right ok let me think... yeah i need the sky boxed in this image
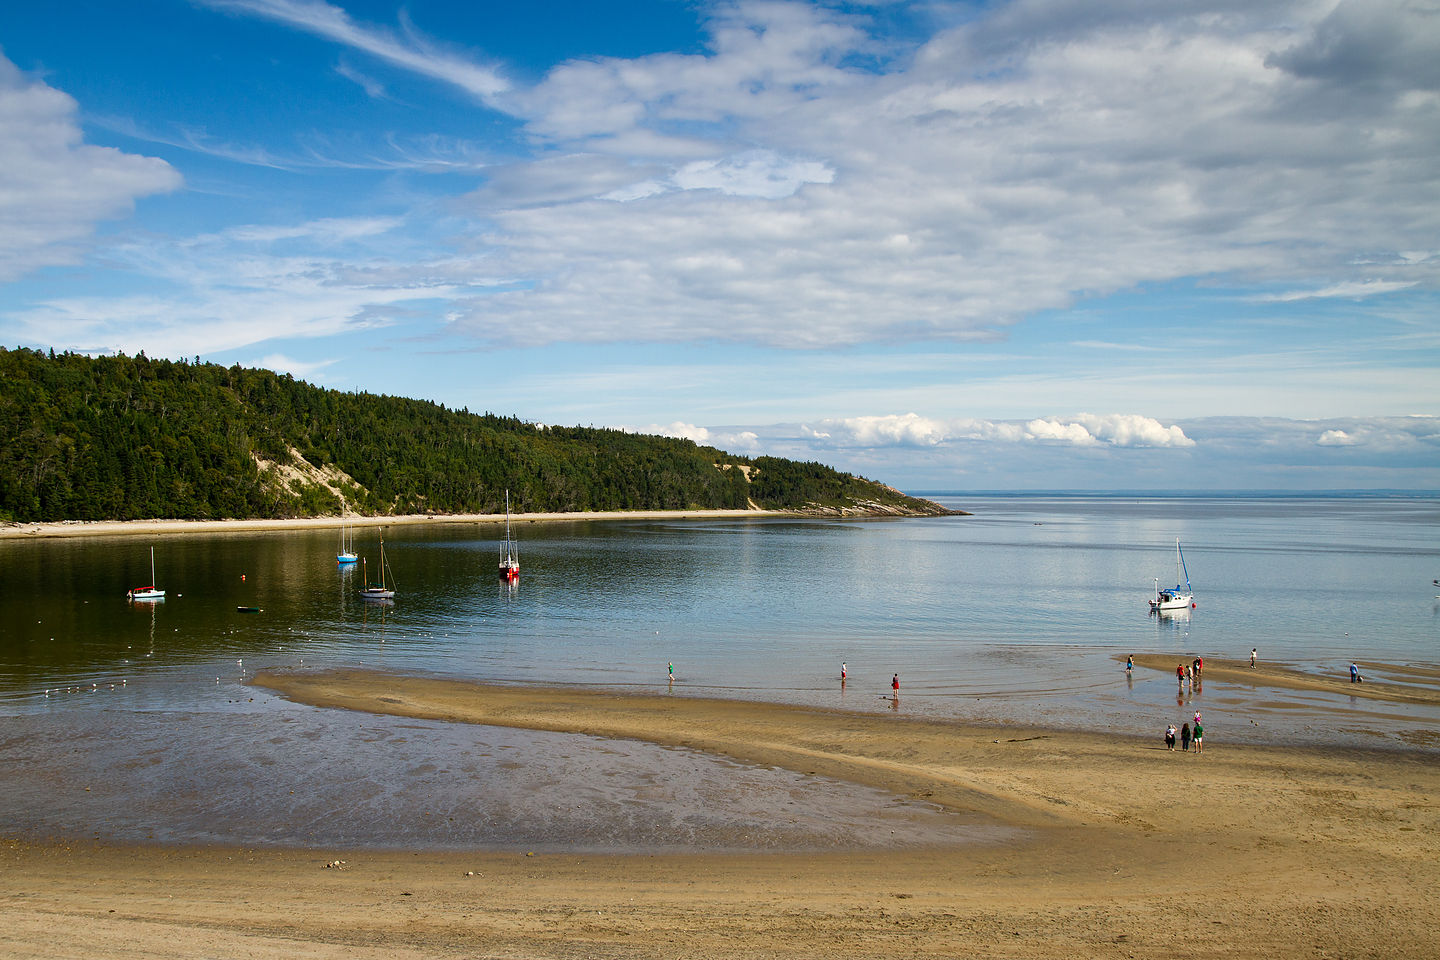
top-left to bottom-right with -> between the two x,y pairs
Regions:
1,0 -> 1437,491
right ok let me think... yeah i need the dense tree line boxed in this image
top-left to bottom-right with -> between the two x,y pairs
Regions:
0,347 -> 949,522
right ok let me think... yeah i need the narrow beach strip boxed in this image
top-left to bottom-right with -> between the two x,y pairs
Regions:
0,508 -> 794,540
1126,653 -> 1440,706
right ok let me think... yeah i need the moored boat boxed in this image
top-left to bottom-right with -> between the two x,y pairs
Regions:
1150,538 -> 1195,612
359,538 -> 396,600
337,497 -> 358,564
127,546 -> 166,601
498,490 -> 519,581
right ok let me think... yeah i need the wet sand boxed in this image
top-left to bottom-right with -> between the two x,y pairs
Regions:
4,669 -> 1436,959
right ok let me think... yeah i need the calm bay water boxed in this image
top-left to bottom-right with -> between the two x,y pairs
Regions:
2,494 -> 1437,849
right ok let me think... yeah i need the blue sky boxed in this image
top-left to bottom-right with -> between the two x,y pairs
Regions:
1,0 -> 1437,491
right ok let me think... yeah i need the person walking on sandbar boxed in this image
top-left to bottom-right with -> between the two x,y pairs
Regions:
892,674 -> 899,694
1251,647 -> 1257,668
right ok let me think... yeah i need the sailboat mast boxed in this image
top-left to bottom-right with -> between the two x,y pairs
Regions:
1178,539 -> 1192,593
150,545 -> 156,585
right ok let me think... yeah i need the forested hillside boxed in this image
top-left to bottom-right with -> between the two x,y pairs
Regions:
0,348 -> 953,523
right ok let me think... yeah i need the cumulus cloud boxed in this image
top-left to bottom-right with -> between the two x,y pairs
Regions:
803,413 -> 949,447
0,53 -> 180,282
632,421 -> 762,454
694,415 -> 1439,489
792,413 -> 1194,449
1072,413 -> 1197,447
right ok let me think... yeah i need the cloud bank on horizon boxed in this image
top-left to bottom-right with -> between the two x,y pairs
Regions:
0,0 -> 1436,489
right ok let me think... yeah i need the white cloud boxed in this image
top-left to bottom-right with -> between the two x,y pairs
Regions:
257,353 -> 337,378
198,0 -> 508,101
1260,279 -> 1420,302
1317,429 -> 1354,445
432,0 -> 1440,349
671,151 -> 834,199
691,415 -> 1439,490
14,0 -> 1440,370
803,413 -> 949,447
334,60 -> 389,100
0,53 -> 180,282
1072,413 -> 1197,448
4,216 -> 488,356
788,413 -> 1194,449
631,421 -> 762,454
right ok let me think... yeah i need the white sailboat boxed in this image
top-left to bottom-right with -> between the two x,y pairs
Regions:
1150,538 -> 1195,612
358,538 -> 396,600
337,497 -> 358,564
498,490 -> 519,581
127,546 -> 166,601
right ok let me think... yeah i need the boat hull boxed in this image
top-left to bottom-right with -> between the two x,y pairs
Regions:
358,588 -> 394,600
128,588 -> 165,601
1150,592 -> 1194,611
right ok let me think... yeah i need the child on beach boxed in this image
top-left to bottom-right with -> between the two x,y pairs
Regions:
1126,655 -> 1134,674
892,674 -> 899,694
1350,662 -> 1362,683
1251,647 -> 1257,668
1181,722 -> 1191,751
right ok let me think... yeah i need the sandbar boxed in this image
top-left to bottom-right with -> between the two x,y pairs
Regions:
4,668 -> 1434,958
1127,653 -> 1440,706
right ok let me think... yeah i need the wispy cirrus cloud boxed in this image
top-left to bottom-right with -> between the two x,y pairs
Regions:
96,113 -> 496,173
5,215 -> 493,357
196,0 -> 508,101
334,59 -> 390,100
1259,280 -> 1420,302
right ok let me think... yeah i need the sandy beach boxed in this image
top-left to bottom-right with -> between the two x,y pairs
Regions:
0,508 -> 800,540
4,669 -> 1437,959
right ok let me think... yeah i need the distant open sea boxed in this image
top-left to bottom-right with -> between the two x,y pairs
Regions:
2,493 -> 1436,849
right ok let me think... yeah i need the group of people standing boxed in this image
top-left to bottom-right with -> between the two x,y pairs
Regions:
1164,712 -> 1204,752
1176,656 -> 1203,691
